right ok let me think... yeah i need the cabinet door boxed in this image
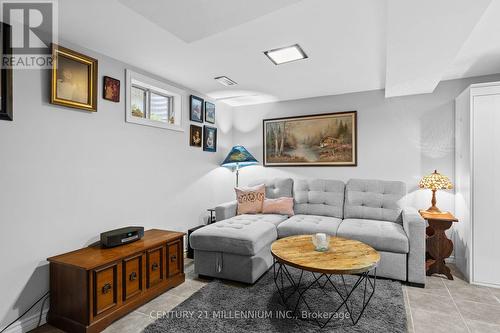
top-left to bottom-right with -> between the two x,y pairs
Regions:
473,92 -> 500,286
146,246 -> 164,288
167,240 -> 182,277
93,263 -> 119,316
123,254 -> 143,301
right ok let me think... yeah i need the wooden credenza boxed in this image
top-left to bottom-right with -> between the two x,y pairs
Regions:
47,229 -> 185,333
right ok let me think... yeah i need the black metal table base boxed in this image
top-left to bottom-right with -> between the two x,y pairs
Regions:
272,258 -> 377,328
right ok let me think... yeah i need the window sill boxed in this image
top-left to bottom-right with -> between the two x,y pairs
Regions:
126,116 -> 185,132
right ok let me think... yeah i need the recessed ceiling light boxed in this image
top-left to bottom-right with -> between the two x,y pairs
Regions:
263,44 -> 308,65
214,76 -> 238,86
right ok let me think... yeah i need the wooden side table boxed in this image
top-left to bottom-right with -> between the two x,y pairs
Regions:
419,210 -> 458,280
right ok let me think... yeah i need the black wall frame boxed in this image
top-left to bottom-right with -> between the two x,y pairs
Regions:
0,23 -> 13,121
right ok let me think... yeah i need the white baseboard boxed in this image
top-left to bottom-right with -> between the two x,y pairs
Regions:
3,308 -> 48,333
472,280 -> 500,289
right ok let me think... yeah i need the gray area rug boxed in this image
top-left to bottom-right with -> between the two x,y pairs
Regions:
144,268 -> 407,333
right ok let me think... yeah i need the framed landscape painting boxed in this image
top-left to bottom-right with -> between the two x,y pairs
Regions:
263,111 -> 357,166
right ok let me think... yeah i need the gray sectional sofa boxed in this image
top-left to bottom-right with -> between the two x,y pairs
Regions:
190,178 -> 425,286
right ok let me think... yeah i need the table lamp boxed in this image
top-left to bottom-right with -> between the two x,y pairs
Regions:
221,145 -> 258,187
419,170 -> 453,213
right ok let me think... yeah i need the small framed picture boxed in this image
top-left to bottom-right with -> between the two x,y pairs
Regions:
103,76 -> 120,102
203,126 -> 217,152
190,125 -> 202,147
205,101 -> 215,124
50,44 -> 98,112
190,95 -> 204,123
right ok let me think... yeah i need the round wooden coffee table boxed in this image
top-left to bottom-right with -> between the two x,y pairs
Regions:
271,235 -> 380,328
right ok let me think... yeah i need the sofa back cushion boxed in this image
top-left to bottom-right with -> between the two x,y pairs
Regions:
344,179 -> 406,223
249,178 -> 293,199
293,179 -> 345,218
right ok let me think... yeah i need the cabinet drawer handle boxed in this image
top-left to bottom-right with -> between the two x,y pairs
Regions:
129,271 -> 137,281
102,283 -> 112,294
170,255 -> 177,262
151,263 -> 159,271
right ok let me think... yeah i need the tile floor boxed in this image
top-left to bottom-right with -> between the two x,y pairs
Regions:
33,260 -> 500,333
403,264 -> 500,333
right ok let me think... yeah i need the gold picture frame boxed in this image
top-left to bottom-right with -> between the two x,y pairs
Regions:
50,44 -> 98,112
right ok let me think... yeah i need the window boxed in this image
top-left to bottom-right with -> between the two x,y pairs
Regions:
131,86 -> 173,123
131,86 -> 146,118
149,92 -> 171,123
126,69 -> 184,131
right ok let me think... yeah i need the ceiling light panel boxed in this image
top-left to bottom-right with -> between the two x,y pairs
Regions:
264,44 -> 308,65
214,76 -> 238,86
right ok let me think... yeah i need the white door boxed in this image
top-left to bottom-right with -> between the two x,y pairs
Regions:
472,92 -> 500,286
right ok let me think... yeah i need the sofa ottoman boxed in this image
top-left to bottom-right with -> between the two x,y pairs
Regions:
190,214 -> 288,283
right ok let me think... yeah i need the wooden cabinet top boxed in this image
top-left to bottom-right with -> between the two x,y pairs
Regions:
47,229 -> 184,270
419,210 -> 458,222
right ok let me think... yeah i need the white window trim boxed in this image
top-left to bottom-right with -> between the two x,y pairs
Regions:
125,69 -> 184,132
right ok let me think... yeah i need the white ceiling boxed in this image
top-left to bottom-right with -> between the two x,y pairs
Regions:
118,0 -> 304,43
58,0 -> 500,106
385,0 -> 493,97
443,0 -> 500,80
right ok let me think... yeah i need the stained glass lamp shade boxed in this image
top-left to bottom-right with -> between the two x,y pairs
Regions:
221,145 -> 258,187
419,170 -> 453,213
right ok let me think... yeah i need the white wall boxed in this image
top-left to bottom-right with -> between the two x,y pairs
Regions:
232,74 -> 500,212
0,42 -> 235,331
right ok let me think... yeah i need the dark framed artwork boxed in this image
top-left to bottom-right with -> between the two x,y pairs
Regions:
190,125 -> 202,147
203,126 -> 217,152
0,23 -> 13,121
103,76 -> 120,102
190,95 -> 203,123
50,44 -> 98,112
263,111 -> 357,166
205,101 -> 215,124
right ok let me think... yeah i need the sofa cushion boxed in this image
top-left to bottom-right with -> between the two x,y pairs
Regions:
344,179 -> 406,223
294,179 -> 345,218
230,214 -> 289,227
249,178 -> 293,199
190,214 -> 287,256
337,218 -> 409,253
277,214 -> 342,238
